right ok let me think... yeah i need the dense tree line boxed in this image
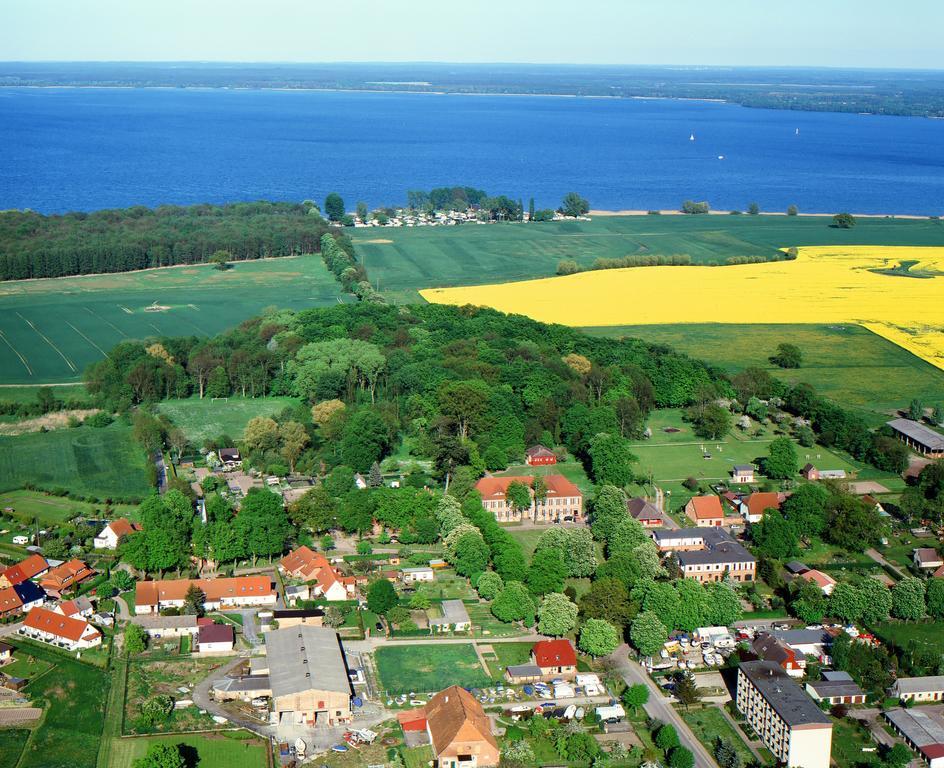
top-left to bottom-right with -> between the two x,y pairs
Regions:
0,201 -> 334,280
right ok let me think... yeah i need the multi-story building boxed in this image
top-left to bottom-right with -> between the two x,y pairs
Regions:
475,475 -> 582,523
652,527 -> 755,583
736,660 -> 833,768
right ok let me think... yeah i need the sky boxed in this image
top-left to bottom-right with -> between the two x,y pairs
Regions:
2,0 -> 942,69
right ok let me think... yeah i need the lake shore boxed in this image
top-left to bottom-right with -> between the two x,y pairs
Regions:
589,209 -> 934,220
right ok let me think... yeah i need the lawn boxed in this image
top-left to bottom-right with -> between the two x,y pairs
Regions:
872,620 -> 944,653
375,643 -> 492,694
0,256 -> 349,384
0,383 -> 90,405
401,745 -> 435,768
680,706 -> 756,767
494,458 -> 593,497
831,716 -> 881,768
11,641 -> 109,768
585,323 -> 944,421
107,731 -> 267,768
0,489 -> 137,525
351,214 -> 944,302
157,395 -> 300,443
1,649 -> 55,680
0,422 -> 151,501
0,729 -> 29,768
484,641 -> 535,678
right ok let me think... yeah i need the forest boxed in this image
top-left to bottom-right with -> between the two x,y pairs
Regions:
0,201 -> 334,280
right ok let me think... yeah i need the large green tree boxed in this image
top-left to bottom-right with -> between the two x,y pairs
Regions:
764,437 -> 798,480
578,618 -> 621,657
538,592 -> 579,636
491,581 -> 536,624
630,610 -> 668,656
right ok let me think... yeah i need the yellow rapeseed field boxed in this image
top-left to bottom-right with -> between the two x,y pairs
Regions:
420,246 -> 944,371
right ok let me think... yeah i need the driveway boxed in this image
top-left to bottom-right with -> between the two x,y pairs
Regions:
866,548 -> 906,580
606,645 -> 718,768
191,656 -> 276,737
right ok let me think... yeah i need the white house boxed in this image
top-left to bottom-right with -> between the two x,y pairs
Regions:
94,518 -> 141,550
401,567 -> 434,583
131,615 -> 199,639
197,623 -> 235,653
21,606 -> 102,651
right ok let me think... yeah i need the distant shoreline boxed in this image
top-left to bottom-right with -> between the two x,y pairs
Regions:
589,209 -> 936,220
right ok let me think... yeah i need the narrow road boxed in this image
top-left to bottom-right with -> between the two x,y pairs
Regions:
191,655 -> 276,736
154,452 -> 168,494
865,548 -> 906,580
113,594 -> 132,621
606,645 -> 718,768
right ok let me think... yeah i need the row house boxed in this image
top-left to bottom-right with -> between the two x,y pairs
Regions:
40,559 -> 94,597
135,575 -> 276,614
20,606 -> 102,651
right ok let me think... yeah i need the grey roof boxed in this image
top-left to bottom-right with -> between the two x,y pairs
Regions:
887,418 -> 944,451
785,561 -> 809,574
263,626 -> 352,699
739,661 -> 831,727
627,498 -> 665,522
213,675 -> 272,694
892,676 -> 944,695
771,629 -> 833,647
131,614 -> 198,630
506,664 -> 542,678
429,599 -> 470,626
653,527 -> 707,542
884,708 -> 944,748
807,680 -> 864,698
822,670 -> 853,682
674,527 -> 755,567
733,465 -> 754,472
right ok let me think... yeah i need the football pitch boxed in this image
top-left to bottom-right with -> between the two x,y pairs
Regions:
0,256 -> 349,385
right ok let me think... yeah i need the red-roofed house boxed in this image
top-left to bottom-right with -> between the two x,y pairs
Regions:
525,445 -> 557,466
20,606 -> 101,651
799,569 -> 837,595
93,518 -> 142,550
0,587 -> 23,619
740,492 -> 788,524
197,622 -> 235,653
278,546 -> 357,601
531,639 -> 578,680
0,554 -> 49,588
135,575 -> 276,614
474,475 -> 582,523
40,559 -> 94,597
684,496 -> 724,527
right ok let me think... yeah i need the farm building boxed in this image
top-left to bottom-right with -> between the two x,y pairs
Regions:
93,518 -> 142,549
20,606 -> 101,651
39,559 -> 94,597
884,708 -> 944,768
135,575 -> 276,614
891,676 -> 944,703
270,608 -> 325,629
806,673 -> 865,705
524,445 -> 556,466
0,554 -> 49,588
263,625 -> 353,727
887,418 -> 944,458
475,475 -> 582,524
627,497 -> 667,528
429,600 -> 471,633
684,495 -> 724,527
131,614 -> 199,639
398,686 -> 500,768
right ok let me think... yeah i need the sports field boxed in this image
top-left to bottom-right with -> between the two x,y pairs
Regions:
156,395 -> 300,443
107,732 -> 267,768
0,256 -> 348,384
584,323 -> 944,420
422,245 -> 944,371
351,214 -> 944,301
0,423 -> 151,500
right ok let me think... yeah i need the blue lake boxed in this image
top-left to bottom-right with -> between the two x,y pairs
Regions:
2,87 -> 943,214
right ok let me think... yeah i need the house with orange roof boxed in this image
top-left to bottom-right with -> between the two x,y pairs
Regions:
474,475 -> 582,523
684,495 -> 725,527
278,546 -> 357,601
739,491 -> 789,524
20,606 -> 101,651
40,559 -> 94,597
0,554 -> 49,589
798,569 -> 837,595
54,596 -> 94,619
94,518 -> 142,550
397,686 -> 499,768
135,575 -> 276,614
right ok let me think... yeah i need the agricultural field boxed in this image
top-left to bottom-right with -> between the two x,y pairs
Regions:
0,489 -> 136,524
375,643 -> 492,694
585,323 -> 944,421
156,395 -> 300,443
0,383 -> 89,405
124,658 -> 227,735
0,256 -> 349,384
351,214 -> 944,302
0,422 -> 151,500
107,732 -> 267,768
421,246 -> 944,372
11,642 -> 110,768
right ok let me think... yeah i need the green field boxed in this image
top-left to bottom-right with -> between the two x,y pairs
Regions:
0,383 -> 90,405
680,707 -> 757,768
585,323 -> 944,420
375,643 -> 492,694
12,642 -> 110,768
0,489 -> 137,524
0,729 -> 30,768
156,396 -> 301,443
872,620 -> 944,653
0,256 -> 348,384
0,423 -> 151,500
107,732 -> 267,768
351,215 -> 944,301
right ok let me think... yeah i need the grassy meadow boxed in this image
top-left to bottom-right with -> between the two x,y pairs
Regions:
351,214 -> 944,301
0,489 -> 137,523
0,422 -> 151,500
584,323 -> 944,420
0,256 -> 348,385
156,395 -> 300,443
375,643 -> 491,694
107,732 -> 267,768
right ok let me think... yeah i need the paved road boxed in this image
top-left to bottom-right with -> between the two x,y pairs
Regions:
113,594 -> 132,621
866,548 -> 906,580
191,655 -> 276,736
606,644 -> 718,768
0,621 -> 23,638
154,452 -> 168,494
